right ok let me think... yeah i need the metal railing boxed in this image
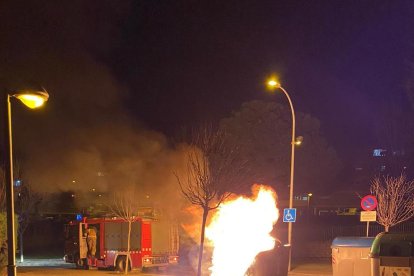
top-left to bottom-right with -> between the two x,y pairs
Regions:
294,222 -> 414,241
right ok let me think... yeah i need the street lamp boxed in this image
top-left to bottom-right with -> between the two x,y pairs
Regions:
3,88 -> 49,276
307,193 -> 313,209
266,77 -> 299,271
307,193 -> 313,223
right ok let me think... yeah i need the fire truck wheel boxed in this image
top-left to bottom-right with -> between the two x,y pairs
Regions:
75,255 -> 86,269
116,256 -> 130,272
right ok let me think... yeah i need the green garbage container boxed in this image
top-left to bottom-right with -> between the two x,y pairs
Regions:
331,237 -> 375,276
370,232 -> 414,276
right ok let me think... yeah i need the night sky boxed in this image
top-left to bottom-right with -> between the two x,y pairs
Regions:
1,0 -> 413,193
108,1 -> 414,159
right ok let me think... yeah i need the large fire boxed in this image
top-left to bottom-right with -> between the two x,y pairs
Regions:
206,185 -> 279,276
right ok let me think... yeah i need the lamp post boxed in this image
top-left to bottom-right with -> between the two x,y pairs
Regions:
307,193 -> 313,209
307,193 -> 313,223
266,78 -> 299,272
3,89 -> 49,276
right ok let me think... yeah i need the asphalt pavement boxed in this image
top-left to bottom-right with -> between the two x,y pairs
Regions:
288,259 -> 332,276
16,258 -> 193,275
16,258 -> 332,276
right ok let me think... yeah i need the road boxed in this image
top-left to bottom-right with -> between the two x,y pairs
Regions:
15,258 -> 332,276
16,259 -> 195,276
17,267 -> 190,276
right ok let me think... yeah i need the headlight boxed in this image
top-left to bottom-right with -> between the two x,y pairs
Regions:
143,258 -> 151,263
169,256 -> 179,263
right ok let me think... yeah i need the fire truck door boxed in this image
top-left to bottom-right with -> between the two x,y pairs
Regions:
79,223 -> 87,259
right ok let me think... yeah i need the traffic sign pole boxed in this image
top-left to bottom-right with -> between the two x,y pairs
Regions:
360,195 -> 378,236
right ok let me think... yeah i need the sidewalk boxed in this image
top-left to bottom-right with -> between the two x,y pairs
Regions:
288,259 -> 332,276
17,258 -> 72,267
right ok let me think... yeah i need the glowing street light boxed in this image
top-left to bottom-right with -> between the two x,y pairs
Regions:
294,136 -> 303,146
14,91 -> 49,109
266,77 -> 300,272
307,193 -> 313,208
3,87 -> 49,276
307,193 -> 313,222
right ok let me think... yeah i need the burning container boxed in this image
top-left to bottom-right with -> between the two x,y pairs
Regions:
250,240 -> 289,276
331,236 -> 375,276
370,232 -> 414,276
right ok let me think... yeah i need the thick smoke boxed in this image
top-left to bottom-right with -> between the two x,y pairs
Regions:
0,1 -> 188,214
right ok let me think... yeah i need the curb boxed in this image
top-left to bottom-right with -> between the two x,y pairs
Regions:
288,272 -> 332,276
289,272 -> 332,276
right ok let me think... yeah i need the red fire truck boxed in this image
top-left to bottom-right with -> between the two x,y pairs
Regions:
64,216 -> 179,271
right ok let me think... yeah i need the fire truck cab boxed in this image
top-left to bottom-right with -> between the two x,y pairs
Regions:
64,216 -> 179,271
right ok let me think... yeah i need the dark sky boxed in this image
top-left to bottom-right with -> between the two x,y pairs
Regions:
105,0 -> 414,159
1,0 -> 414,192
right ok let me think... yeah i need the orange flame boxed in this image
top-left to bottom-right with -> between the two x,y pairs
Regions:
206,184 -> 279,276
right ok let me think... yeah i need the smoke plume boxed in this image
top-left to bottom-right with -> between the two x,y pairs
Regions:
0,1 -> 188,214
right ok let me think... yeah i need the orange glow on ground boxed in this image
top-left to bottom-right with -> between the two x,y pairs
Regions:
206,185 -> 279,276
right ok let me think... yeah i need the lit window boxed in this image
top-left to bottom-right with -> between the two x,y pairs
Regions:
373,149 -> 386,157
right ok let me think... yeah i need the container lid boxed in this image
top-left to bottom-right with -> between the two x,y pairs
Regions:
331,237 -> 375,248
370,232 -> 414,256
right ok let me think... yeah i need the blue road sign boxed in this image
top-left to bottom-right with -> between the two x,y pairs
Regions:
283,208 -> 296,222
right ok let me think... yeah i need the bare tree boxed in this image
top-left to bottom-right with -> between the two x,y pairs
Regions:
370,175 -> 414,232
0,169 -> 5,211
15,182 -> 42,262
175,126 -> 248,276
109,190 -> 140,274
0,169 -> 6,275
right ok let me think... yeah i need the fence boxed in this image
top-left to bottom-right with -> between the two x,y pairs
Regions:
288,222 -> 414,258
315,222 -> 414,241
292,222 -> 414,242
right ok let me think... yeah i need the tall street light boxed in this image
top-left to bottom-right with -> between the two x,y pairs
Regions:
3,88 -> 49,276
266,77 -> 300,272
307,193 -> 313,223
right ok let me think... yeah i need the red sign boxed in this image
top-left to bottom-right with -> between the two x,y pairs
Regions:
361,195 -> 378,211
